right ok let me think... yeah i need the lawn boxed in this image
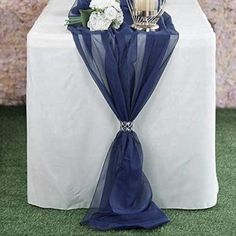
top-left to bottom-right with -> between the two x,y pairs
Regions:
0,107 -> 235,236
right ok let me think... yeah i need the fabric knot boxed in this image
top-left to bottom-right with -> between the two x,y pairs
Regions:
120,121 -> 133,132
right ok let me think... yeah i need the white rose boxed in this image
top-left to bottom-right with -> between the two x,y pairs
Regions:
87,11 -> 112,31
112,11 -> 124,29
104,7 -> 117,21
112,1 -> 122,12
90,0 -> 117,10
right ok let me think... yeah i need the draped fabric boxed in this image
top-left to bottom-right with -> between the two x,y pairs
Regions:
68,0 -> 179,230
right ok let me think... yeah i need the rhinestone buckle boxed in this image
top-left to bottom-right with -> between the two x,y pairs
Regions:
120,121 -> 133,132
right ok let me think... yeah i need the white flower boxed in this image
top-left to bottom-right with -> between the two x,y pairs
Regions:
112,11 -> 124,29
104,7 -> 117,21
112,1 -> 122,12
87,0 -> 123,31
87,11 -> 112,31
90,0 -> 117,10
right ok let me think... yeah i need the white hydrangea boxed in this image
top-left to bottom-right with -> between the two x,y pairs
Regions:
87,11 -> 112,31
89,0 -> 117,10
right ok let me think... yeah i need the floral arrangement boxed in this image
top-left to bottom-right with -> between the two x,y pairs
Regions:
66,0 -> 124,31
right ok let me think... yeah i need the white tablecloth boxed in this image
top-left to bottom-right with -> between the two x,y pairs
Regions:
27,0 -> 218,210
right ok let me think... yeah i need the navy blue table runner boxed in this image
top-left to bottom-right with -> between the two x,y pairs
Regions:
68,0 -> 179,230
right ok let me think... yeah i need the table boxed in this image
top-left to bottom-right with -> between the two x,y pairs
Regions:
27,0 -> 218,210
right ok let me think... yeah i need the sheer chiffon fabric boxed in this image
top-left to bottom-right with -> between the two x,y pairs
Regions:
68,0 -> 179,230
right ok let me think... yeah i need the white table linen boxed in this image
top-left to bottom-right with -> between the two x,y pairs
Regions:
27,0 -> 218,210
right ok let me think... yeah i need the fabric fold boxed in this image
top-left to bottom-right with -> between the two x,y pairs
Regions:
80,131 -> 170,230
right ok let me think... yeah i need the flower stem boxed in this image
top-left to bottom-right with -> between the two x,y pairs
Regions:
65,17 -> 82,26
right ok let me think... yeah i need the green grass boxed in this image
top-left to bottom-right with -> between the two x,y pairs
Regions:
0,107 -> 235,236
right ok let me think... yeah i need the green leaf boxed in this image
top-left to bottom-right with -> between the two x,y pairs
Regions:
79,9 -> 93,27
